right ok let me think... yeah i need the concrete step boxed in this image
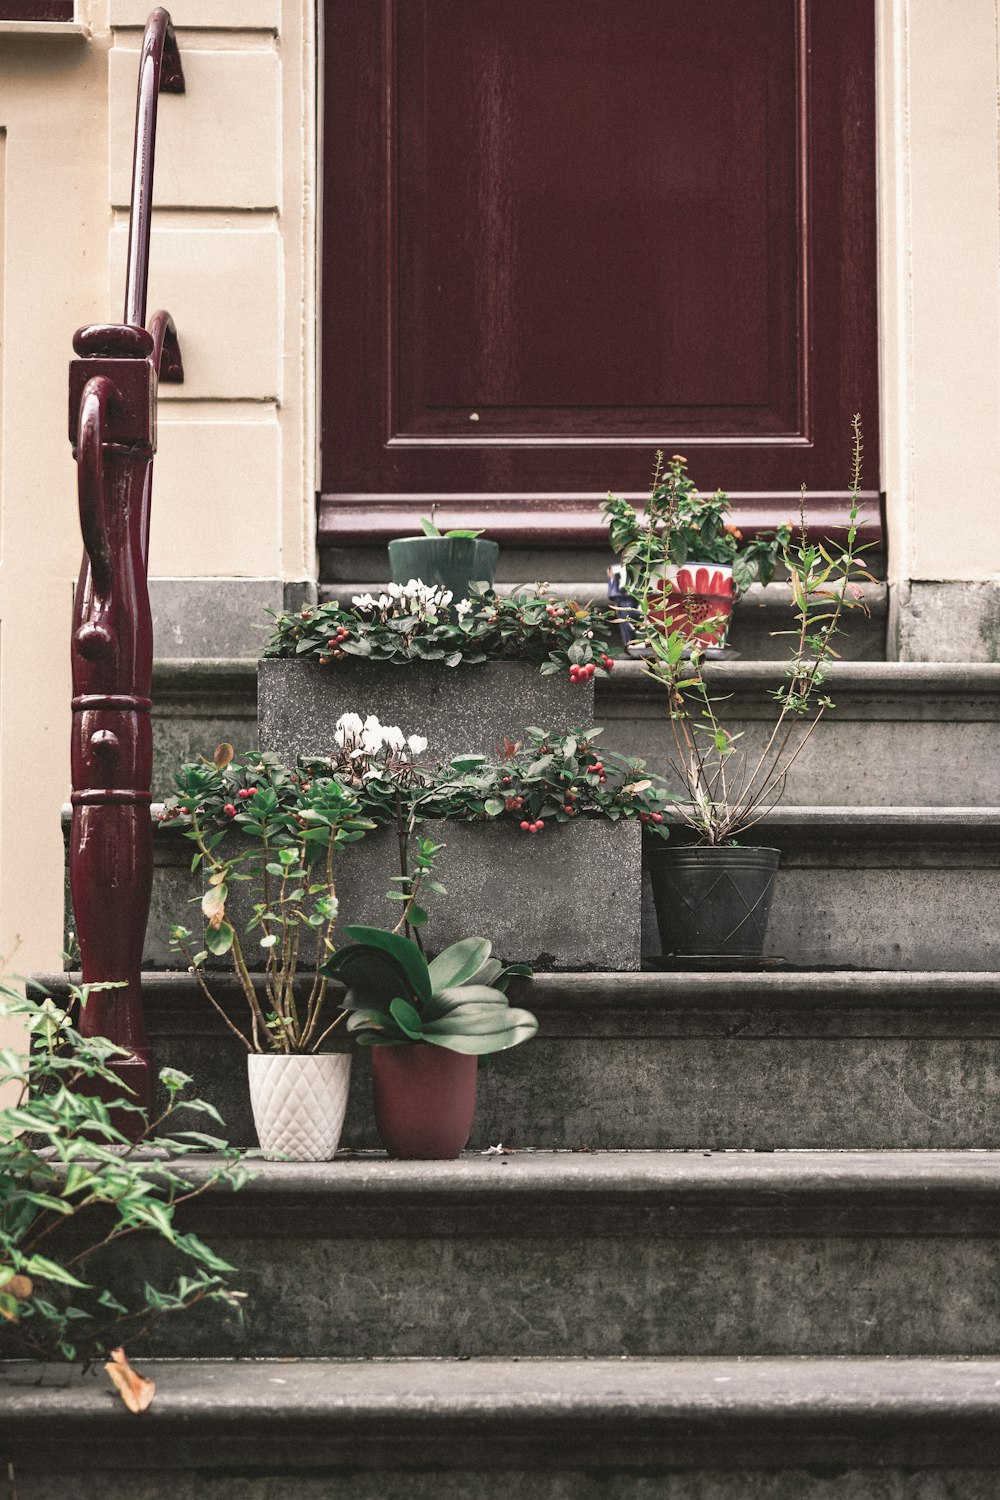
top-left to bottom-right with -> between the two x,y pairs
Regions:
319,577 -> 889,661
53,1151 -> 1000,1359
39,970 -> 1000,1152
148,658 -> 1000,804
2,1356 -> 999,1496
65,804 -> 1000,971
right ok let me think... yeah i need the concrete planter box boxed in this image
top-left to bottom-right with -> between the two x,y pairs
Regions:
257,657 -> 594,767
222,818 -> 641,972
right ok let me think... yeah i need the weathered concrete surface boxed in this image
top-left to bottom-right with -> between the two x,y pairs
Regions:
39,970 -> 1000,1152
97,813 -> 641,971
258,657 -> 595,767
604,660 -> 1000,806
8,1469 -> 998,1499
152,659 -> 257,798
62,1152 -> 1000,1359
644,806 -> 1000,971
894,578 -> 1000,663
155,657 -> 1000,805
2,1357 -> 999,1492
149,578 -> 315,659
93,802 -> 1000,971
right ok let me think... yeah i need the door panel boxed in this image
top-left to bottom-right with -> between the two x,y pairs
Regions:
321,0 -> 880,544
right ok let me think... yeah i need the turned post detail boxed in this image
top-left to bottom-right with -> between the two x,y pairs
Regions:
67,10 -> 184,1117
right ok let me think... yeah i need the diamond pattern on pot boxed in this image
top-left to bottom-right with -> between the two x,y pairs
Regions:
247,1054 -> 352,1161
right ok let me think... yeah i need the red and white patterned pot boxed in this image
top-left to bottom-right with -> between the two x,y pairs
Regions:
648,563 -> 735,647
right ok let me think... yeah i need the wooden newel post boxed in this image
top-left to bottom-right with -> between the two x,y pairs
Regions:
66,9 -> 184,1125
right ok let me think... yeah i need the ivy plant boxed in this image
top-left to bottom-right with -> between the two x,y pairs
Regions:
0,981 -> 248,1363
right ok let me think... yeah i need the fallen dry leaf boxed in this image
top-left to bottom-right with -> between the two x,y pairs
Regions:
104,1347 -> 156,1414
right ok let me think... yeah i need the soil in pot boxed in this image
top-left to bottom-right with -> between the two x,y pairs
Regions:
647,844 -> 780,959
387,536 -> 499,599
371,1043 -> 477,1159
248,1052 -> 352,1161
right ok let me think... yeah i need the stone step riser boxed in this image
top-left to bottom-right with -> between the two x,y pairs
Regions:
40,973 -> 1000,1153
65,808 -> 1000,971
318,577 -> 889,662
150,660 -> 1000,805
78,1156 -> 1000,1360
5,1356 -> 998,1498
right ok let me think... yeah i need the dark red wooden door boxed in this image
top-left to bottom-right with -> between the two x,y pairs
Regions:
321,0 -> 879,545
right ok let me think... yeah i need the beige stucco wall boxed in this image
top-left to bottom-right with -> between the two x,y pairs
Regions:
879,0 -> 1000,586
2,0 -> 1000,988
0,0 -> 315,994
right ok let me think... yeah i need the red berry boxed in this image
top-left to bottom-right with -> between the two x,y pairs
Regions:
602,656 -> 614,671
237,787 -> 254,800
534,820 -> 544,831
224,803 -> 237,817
520,820 -> 531,831
639,812 -> 649,823
327,637 -> 338,647
652,812 -> 664,824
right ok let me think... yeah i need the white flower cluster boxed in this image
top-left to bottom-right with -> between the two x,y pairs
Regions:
351,578 -> 475,622
334,712 -> 427,761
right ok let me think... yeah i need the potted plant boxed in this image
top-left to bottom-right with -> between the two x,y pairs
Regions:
604,454 -> 791,649
259,583 -> 615,767
325,927 -> 536,1159
318,718 -> 670,969
387,515 -> 500,599
629,418 -> 874,959
164,747 -> 375,1160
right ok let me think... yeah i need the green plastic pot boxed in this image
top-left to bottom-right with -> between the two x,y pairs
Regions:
647,845 -> 781,959
387,536 -> 499,600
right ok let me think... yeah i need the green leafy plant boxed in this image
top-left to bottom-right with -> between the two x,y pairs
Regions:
264,582 -> 615,680
0,981 -> 247,1363
162,745 -> 374,1053
325,930 -> 537,1054
604,453 -> 791,596
419,515 -> 483,539
410,726 -> 673,836
630,417 -> 875,844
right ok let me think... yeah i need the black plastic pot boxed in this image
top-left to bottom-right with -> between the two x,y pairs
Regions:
387,536 -> 499,600
646,845 -> 781,959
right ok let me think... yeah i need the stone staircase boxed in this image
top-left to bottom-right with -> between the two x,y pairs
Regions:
9,575 -> 1000,1496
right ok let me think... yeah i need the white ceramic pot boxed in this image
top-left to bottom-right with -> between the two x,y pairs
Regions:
247,1052 -> 352,1161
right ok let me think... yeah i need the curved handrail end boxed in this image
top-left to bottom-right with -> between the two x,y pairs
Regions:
148,309 -> 184,384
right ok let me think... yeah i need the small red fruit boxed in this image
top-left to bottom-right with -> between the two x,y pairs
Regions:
534,820 -> 544,831
224,803 -> 237,817
639,812 -> 649,823
651,812 -> 664,824
237,787 -> 254,800
520,820 -> 531,831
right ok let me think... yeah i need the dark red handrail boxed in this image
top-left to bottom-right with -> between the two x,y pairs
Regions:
67,10 -> 185,1124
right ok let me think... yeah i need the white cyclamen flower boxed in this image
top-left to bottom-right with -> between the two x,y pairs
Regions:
387,582 -> 403,598
351,592 -> 377,610
455,599 -> 473,619
407,734 -> 428,756
381,725 -> 406,752
361,726 -> 384,755
377,593 -> 390,610
336,712 -> 364,735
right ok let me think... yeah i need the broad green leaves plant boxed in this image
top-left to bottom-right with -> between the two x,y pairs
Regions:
264,583 -> 615,679
0,982 -> 248,1363
419,515 -> 483,539
324,929 -> 537,1055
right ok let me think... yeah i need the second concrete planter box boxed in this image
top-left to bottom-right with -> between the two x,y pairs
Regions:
221,818 -> 642,972
257,657 -> 593,766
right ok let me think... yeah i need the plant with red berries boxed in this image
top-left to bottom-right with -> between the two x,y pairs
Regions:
265,583 -> 616,680
414,727 -> 672,835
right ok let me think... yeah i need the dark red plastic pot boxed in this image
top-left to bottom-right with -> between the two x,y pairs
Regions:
371,1043 -> 478,1159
